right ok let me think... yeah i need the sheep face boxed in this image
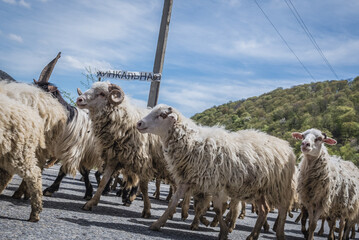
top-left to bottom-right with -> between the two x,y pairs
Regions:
137,104 -> 178,138
76,82 -> 124,112
292,128 -> 336,157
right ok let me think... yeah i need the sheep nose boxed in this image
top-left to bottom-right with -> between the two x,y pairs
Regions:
137,121 -> 143,128
77,97 -> 83,103
301,142 -> 310,147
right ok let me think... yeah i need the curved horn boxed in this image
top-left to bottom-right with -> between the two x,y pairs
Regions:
38,52 -> 61,83
108,84 -> 124,105
77,88 -> 83,96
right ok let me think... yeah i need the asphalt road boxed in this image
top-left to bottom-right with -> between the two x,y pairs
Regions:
0,165 -> 332,240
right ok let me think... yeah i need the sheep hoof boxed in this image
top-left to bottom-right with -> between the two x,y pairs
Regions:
141,211 -> 151,219
83,195 -> 92,201
181,213 -> 188,221
210,221 -> 218,227
28,213 -> 40,222
200,218 -> 210,227
246,235 -> 257,240
228,227 -> 234,233
190,224 -> 199,231
288,212 -> 293,218
12,191 -> 23,199
276,234 -> 285,240
149,223 -> 161,231
81,204 -> 92,211
239,213 -> 245,219
43,190 -> 54,197
219,231 -> 229,240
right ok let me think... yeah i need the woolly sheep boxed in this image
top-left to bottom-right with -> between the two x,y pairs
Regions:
76,82 -> 174,218
0,92 -> 65,222
292,128 -> 359,240
137,104 -> 296,240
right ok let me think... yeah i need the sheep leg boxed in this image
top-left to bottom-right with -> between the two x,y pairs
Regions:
307,207 -> 323,240
239,201 -> 246,219
181,189 -> 192,220
300,207 -> 309,238
191,193 -> 211,230
150,183 -> 189,231
225,199 -> 240,233
21,165 -> 42,222
128,175 -> 139,203
0,168 -> 13,195
43,165 -> 66,197
211,201 -> 228,227
82,162 -> 115,211
166,184 -> 174,201
327,217 -> 336,240
274,206 -> 288,240
295,211 -> 302,223
95,170 -> 102,185
246,196 -> 269,240
213,193 -> 229,240
153,178 -> 161,200
12,179 -> 27,199
111,174 -> 121,191
139,179 -> 151,218
350,225 -> 355,239
79,166 -> 93,200
339,218 -> 347,240
317,217 -> 325,236
102,176 -> 113,195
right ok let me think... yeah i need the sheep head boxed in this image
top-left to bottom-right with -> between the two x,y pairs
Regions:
76,81 -> 125,112
137,104 -> 178,139
292,128 -> 336,157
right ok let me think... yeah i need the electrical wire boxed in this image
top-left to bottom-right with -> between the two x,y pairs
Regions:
254,0 -> 316,81
284,0 -> 339,80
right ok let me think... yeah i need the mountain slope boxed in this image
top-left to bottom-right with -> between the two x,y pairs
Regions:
191,77 -> 359,165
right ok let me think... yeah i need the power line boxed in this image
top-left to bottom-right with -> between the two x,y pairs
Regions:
253,0 -> 316,81
284,0 -> 339,80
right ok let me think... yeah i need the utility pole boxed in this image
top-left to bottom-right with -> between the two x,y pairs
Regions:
147,0 -> 173,108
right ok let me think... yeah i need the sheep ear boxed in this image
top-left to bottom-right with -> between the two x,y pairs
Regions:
109,89 -> 124,105
48,85 -> 58,93
168,113 -> 178,122
323,137 -> 337,145
292,132 -> 303,140
33,79 -> 38,84
77,88 -> 83,96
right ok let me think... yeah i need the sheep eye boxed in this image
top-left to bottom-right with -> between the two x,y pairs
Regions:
160,113 -> 167,119
315,137 -> 322,142
96,92 -> 105,97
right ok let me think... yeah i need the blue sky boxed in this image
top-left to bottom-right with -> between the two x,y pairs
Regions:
1,0 -> 358,117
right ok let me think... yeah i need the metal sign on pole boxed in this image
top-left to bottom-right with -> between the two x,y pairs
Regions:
147,0 -> 173,108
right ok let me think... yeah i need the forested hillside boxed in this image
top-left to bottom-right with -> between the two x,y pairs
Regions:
192,77 -> 359,165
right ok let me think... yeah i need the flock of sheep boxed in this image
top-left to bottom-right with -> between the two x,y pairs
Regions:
1,53 -> 359,240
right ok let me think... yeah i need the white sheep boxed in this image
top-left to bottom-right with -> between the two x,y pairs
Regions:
137,104 -> 296,240
76,82 -> 174,218
0,90 -> 66,222
292,128 -> 359,240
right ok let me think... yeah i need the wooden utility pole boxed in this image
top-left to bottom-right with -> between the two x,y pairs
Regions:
147,0 -> 173,108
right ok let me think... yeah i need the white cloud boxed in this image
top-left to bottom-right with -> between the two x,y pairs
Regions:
62,55 -> 113,71
2,0 -> 30,8
2,0 -> 16,4
8,33 -> 23,43
19,0 -> 30,8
